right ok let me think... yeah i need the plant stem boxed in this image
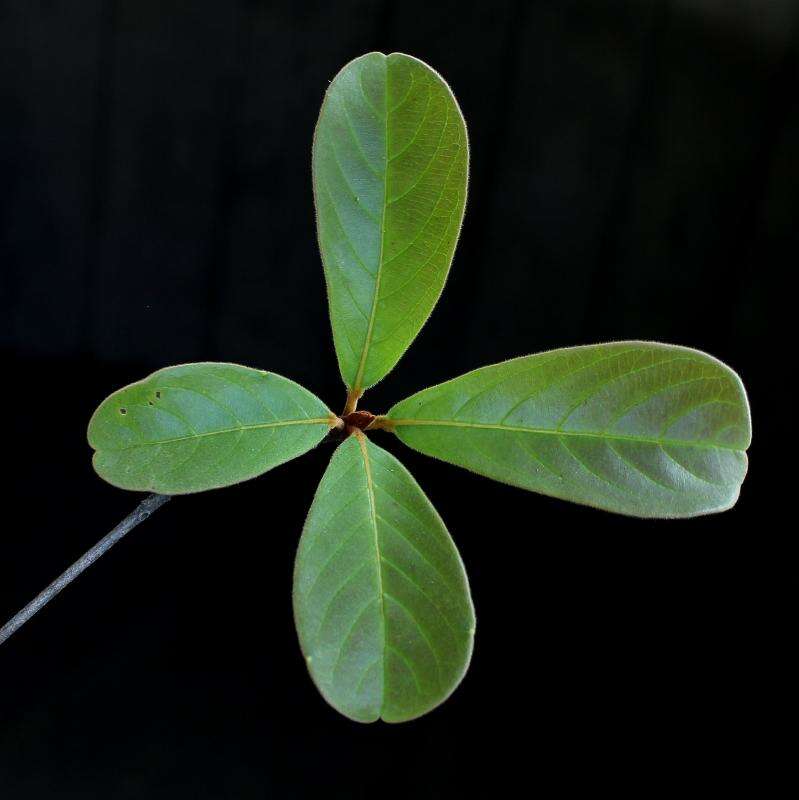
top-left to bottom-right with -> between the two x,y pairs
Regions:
342,387 -> 361,417
0,493 -> 171,647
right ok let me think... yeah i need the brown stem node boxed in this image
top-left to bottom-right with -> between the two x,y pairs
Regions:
343,409 -> 375,431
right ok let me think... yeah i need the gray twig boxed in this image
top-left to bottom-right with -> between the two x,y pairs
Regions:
0,493 -> 171,647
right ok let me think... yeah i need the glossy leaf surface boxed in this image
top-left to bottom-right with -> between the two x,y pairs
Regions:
387,342 -> 751,518
293,434 -> 474,723
89,363 -> 333,494
313,51 -> 468,393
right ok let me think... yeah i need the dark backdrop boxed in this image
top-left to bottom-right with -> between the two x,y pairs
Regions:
0,1 -> 788,797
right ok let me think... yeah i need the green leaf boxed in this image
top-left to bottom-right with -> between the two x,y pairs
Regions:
88,363 -> 335,494
293,433 -> 475,723
313,52 -> 468,394
386,342 -> 751,518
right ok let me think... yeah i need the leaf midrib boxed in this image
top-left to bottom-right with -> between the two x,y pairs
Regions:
351,57 -> 390,393
355,432 -> 387,718
388,418 -> 744,452
98,418 -> 332,451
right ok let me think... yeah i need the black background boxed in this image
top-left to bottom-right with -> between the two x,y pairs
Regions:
0,1 -> 787,797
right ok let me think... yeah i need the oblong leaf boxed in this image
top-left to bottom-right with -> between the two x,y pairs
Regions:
386,342 -> 751,518
313,52 -> 468,393
88,363 -> 335,494
293,433 -> 475,723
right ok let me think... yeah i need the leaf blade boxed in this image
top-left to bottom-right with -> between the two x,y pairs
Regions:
88,363 -> 334,494
386,342 -> 751,518
314,52 -> 468,392
293,434 -> 474,723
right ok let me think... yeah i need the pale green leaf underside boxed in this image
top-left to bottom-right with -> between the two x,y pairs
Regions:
88,363 -> 333,494
387,342 -> 751,518
313,51 -> 468,392
293,434 -> 474,723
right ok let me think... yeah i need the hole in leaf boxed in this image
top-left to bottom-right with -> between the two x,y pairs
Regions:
119,408 -> 127,415
155,391 -> 161,399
